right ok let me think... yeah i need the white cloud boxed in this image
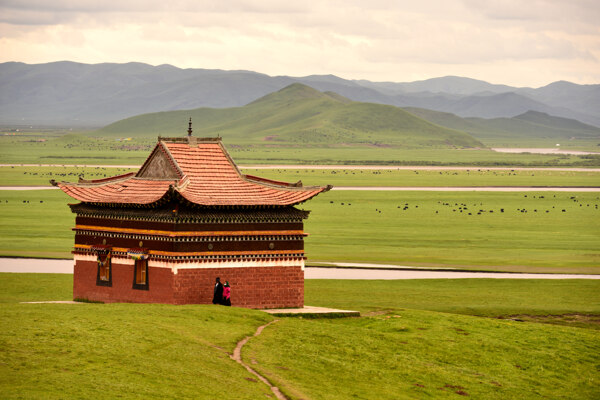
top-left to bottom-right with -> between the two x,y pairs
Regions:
0,0 -> 598,86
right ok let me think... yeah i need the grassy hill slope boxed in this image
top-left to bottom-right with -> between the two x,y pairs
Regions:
96,84 -> 484,148
405,107 -> 600,146
2,275 -> 598,400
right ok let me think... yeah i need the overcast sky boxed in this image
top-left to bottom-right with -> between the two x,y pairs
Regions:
1,0 -> 599,87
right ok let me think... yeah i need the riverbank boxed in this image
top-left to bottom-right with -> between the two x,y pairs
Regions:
1,258 -> 599,279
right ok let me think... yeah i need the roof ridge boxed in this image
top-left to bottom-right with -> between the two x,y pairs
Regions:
51,172 -> 135,187
77,172 -> 135,185
216,139 -> 245,177
175,175 -> 191,191
243,175 -> 332,192
158,136 -> 221,143
244,174 -> 302,187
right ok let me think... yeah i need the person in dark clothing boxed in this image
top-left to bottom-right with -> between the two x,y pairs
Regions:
212,277 -> 223,304
222,281 -> 231,306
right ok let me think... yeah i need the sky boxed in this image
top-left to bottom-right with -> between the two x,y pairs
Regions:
1,0 -> 599,87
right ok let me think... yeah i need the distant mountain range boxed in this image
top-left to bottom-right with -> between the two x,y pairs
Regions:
1,61 -> 599,128
98,83 -> 600,148
98,83 -> 484,149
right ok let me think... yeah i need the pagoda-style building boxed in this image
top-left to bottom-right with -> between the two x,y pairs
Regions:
52,123 -> 330,308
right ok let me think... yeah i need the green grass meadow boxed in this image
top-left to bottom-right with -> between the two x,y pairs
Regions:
249,279 -> 600,399
230,146 -> 600,167
305,279 -> 600,326
0,134 -> 153,165
0,274 -> 598,399
2,133 -> 600,167
304,190 -> 600,273
2,166 -> 599,187
246,308 -> 599,399
0,166 -> 136,186
0,274 -> 274,399
0,189 -> 598,272
244,167 -> 600,187
0,190 -> 74,258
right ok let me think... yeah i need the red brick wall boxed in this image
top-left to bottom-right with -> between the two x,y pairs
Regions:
73,260 -> 176,304
173,266 -> 304,308
73,260 -> 304,308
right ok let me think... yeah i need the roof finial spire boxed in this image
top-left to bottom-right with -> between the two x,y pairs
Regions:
187,118 -> 193,137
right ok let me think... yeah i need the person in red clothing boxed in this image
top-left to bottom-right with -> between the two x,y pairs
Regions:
222,281 -> 231,306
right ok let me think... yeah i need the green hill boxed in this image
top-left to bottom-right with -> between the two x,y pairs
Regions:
512,110 -> 600,135
403,107 -> 498,136
405,107 -> 600,146
96,84 -> 483,148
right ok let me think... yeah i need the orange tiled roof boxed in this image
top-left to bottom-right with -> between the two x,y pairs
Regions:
54,137 -> 330,206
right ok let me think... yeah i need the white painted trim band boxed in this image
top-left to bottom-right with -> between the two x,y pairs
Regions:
73,254 -> 304,275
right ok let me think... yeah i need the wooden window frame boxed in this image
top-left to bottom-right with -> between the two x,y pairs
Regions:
96,251 -> 112,287
132,258 -> 149,290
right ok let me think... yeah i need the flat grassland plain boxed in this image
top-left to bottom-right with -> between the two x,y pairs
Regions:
1,132 -> 600,166
306,191 -> 600,273
243,167 -> 600,187
4,132 -> 596,270
1,166 -> 599,272
2,165 -> 600,187
0,274 -> 598,399
0,185 -> 598,272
